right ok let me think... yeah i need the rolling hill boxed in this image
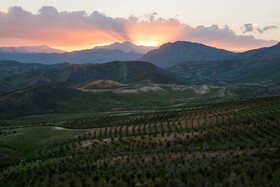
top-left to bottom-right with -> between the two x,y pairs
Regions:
0,61 -> 47,79
167,58 -> 280,85
0,80 -> 225,116
235,58 -> 280,83
140,41 -> 234,68
0,61 -> 165,92
0,82 -> 79,116
230,42 -> 280,60
125,72 -> 183,84
73,80 -> 126,90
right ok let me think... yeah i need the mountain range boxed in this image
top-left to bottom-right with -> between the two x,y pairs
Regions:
140,41 -> 235,68
0,49 -> 142,65
94,41 -> 154,54
1,42 -> 280,115
139,41 -> 280,68
1,41 -> 280,68
0,42 -> 149,64
1,57 -> 280,93
0,45 -> 65,54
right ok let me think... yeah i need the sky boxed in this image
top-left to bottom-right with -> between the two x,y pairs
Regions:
0,0 -> 279,51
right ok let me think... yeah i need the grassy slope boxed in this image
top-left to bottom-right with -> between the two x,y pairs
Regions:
0,127 -> 85,158
124,72 -> 183,84
59,86 -> 222,112
0,82 -> 79,116
0,61 -> 164,92
0,81 -> 225,116
167,58 -> 280,85
0,69 -> 71,92
0,60 -> 46,79
235,59 -> 280,84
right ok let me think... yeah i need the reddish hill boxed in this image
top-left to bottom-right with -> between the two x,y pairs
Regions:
73,80 -> 126,90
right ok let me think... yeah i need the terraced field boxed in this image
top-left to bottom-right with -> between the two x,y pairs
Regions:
1,96 -> 280,186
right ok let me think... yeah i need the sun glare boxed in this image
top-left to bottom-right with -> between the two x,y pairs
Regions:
0,9 -> 8,14
136,41 -> 158,47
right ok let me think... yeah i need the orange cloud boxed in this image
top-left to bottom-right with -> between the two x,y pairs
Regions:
0,9 -> 8,14
0,6 -> 278,52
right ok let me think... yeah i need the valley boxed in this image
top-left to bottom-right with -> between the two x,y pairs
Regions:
1,0 -> 280,185
0,41 -> 280,186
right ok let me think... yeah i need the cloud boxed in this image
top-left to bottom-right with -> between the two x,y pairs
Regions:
242,23 -> 278,34
257,25 -> 278,33
242,23 -> 255,33
0,6 -> 278,51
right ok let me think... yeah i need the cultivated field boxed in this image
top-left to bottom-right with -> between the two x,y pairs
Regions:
1,96 -> 280,186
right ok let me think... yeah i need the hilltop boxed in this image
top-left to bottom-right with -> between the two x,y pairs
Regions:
140,41 -> 234,68
0,61 -> 165,92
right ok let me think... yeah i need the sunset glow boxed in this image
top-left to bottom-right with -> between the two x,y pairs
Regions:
136,41 -> 158,47
0,5 -> 278,52
0,9 -> 8,14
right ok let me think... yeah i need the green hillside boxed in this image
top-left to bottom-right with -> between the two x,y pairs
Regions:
0,61 -> 165,92
125,72 -> 184,84
0,82 -> 227,116
0,60 -> 46,79
167,58 -> 280,85
235,58 -> 280,84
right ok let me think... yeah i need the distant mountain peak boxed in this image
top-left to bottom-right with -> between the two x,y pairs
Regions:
0,45 -> 65,54
140,41 -> 234,68
94,41 -> 155,54
230,41 -> 280,60
161,41 -> 221,49
274,42 -> 280,47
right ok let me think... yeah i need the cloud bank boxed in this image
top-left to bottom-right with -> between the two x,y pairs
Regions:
0,6 -> 278,51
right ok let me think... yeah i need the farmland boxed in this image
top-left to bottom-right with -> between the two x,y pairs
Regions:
1,96 -> 280,186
